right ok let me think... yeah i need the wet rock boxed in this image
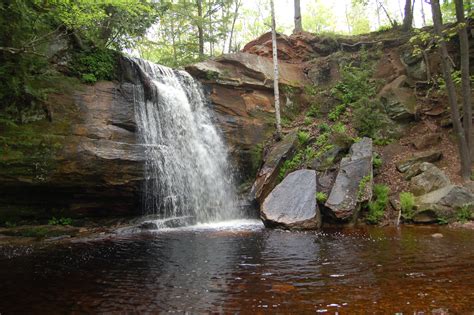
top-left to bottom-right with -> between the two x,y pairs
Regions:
409,163 -> 451,196
378,75 -> 417,122
325,137 -> 373,221
411,133 -> 442,150
317,170 -> 337,196
139,222 -> 158,230
250,131 -> 299,205
261,169 -> 321,230
396,150 -> 442,173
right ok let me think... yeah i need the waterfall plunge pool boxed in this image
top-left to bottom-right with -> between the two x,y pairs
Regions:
1,224 -> 474,313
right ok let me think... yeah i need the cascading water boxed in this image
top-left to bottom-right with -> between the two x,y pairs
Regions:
130,58 -> 240,225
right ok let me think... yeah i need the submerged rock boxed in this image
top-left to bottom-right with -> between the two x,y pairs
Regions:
250,131 -> 298,205
261,169 -> 321,230
325,137 -> 373,221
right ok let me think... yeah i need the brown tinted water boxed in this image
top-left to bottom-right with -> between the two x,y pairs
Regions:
1,220 -> 474,314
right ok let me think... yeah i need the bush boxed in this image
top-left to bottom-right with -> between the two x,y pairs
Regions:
352,98 -> 387,138
297,131 -> 311,145
456,204 -> 473,223
48,217 -> 73,226
332,122 -> 346,133
319,123 -> 331,133
304,117 -> 312,126
71,48 -> 118,84
366,184 -> 389,224
316,191 -> 328,203
400,192 -> 415,220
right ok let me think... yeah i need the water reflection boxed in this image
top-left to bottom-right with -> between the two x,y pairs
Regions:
0,225 -> 474,313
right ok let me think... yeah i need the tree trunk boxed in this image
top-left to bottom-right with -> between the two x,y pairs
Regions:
431,0 -> 471,180
228,0 -> 241,53
270,0 -> 282,140
455,0 -> 473,161
420,0 -> 427,27
293,0 -> 302,33
196,0 -> 204,59
402,0 -> 413,31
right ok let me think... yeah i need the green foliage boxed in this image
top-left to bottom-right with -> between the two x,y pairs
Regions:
250,143 -> 264,176
5,221 -> 17,228
279,151 -> 304,181
316,191 -> 328,203
318,123 -> 331,133
456,204 -> 473,223
297,131 -> 311,145
71,48 -> 118,83
328,104 -> 346,121
48,217 -> 73,226
366,184 -> 389,224
400,192 -> 415,220
306,105 -> 320,118
352,98 -> 387,139
373,153 -> 383,169
304,117 -> 312,126
437,216 -> 449,225
332,122 -> 346,133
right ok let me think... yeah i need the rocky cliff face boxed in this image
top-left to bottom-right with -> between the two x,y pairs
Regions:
0,72 -> 146,220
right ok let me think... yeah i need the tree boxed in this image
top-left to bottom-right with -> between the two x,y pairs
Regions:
293,0 -> 302,33
270,0 -> 282,139
455,0 -> 473,160
430,0 -> 471,180
402,0 -> 414,31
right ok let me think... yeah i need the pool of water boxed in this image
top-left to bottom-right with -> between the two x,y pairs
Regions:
1,220 -> 474,313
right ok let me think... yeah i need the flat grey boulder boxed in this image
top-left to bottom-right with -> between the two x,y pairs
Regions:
409,162 -> 451,196
325,137 -> 373,221
261,169 -> 321,230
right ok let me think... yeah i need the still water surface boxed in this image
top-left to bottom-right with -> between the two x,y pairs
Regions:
1,220 -> 474,313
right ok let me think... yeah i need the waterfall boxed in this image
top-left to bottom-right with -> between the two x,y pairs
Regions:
130,58 -> 240,224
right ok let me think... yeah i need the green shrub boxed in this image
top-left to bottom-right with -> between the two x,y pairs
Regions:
306,104 -> 320,118
48,217 -> 73,226
456,204 -> 473,223
332,122 -> 346,133
366,184 -> 389,224
71,48 -> 118,84
304,117 -> 312,126
297,131 -> 311,145
373,153 -> 383,169
316,191 -> 328,203
400,192 -> 415,220
328,104 -> 346,121
319,123 -> 331,133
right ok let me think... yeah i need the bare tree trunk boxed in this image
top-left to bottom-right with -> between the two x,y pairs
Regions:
345,4 -> 352,34
228,0 -> 241,53
455,0 -> 473,161
376,0 -> 397,27
196,0 -> 205,59
402,0 -> 414,30
420,0 -> 427,27
431,0 -> 471,180
270,0 -> 282,140
293,0 -> 302,33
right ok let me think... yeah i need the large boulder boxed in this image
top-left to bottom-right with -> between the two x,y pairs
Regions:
378,75 -> 418,122
325,137 -> 373,221
261,169 -> 321,230
409,162 -> 451,196
413,185 -> 474,223
250,131 -> 298,205
396,150 -> 443,173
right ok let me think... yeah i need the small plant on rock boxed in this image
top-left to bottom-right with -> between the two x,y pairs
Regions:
400,192 -> 415,220
316,191 -> 328,203
48,217 -> 73,226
